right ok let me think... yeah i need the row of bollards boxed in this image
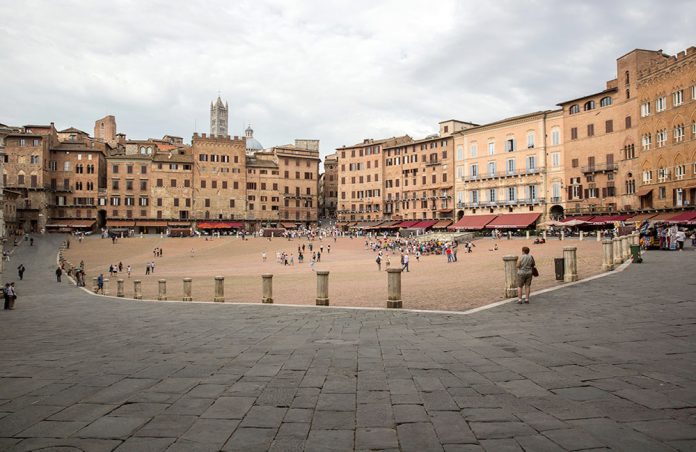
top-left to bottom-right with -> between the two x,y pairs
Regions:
90,270 -> 405,309
602,231 -> 639,270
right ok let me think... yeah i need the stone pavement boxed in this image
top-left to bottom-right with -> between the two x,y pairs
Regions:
0,235 -> 695,451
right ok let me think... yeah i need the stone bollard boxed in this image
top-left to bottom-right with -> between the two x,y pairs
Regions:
158,279 -> 167,301
579,231 -> 584,241
563,246 -> 578,282
503,255 -> 519,298
183,278 -> 192,301
117,279 -> 124,297
261,274 -> 273,304
602,239 -> 614,271
92,277 -> 98,292
134,280 -> 142,299
543,231 -> 547,240
612,237 -> 623,265
103,278 -> 110,295
621,236 -> 630,261
632,232 -> 639,246
387,268 -> 402,308
316,271 -> 329,306
597,230 -> 602,242
214,276 -> 224,302
560,229 -> 565,241
526,230 -> 530,240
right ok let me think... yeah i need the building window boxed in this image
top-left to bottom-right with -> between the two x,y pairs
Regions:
673,89 -> 684,107
487,142 -> 494,156
658,186 -> 666,199
507,187 -> 516,201
572,158 -> 579,168
487,161 -> 496,176
526,156 -> 536,172
640,102 -> 651,117
506,159 -> 515,174
675,164 -> 685,180
456,145 -> 464,161
469,164 -> 478,177
674,124 -> 685,143
470,190 -> 479,204
170,179 -> 176,187
656,96 -> 666,112
625,116 -> 632,129
584,100 -> 595,111
624,144 -> 636,160
571,127 -> 578,140
569,104 -> 580,114
527,132 -> 535,148
64,161 -> 71,171
605,120 -> 613,133
504,138 -> 516,152
112,164 -> 119,173
656,129 -> 667,147
600,96 -> 612,107
112,180 -> 119,190
642,134 -> 652,151
625,179 -> 635,195
551,128 -> 560,145
642,170 -> 653,183
587,124 -> 595,137
551,152 -> 560,167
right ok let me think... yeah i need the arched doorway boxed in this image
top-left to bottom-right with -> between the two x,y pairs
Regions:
549,205 -> 564,220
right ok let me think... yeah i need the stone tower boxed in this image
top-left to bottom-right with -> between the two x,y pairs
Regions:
210,96 -> 228,137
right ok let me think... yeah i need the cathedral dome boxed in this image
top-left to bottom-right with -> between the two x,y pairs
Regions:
244,125 -> 263,152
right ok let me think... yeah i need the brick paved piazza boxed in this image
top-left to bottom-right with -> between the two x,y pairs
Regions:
1,235 -> 695,451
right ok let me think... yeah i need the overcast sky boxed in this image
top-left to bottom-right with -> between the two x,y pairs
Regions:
1,0 -> 693,161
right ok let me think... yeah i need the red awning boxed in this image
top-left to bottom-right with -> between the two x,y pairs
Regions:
412,220 -> 438,229
448,214 -> 498,230
626,213 -> 656,223
485,213 -> 541,229
432,219 -> 453,229
587,215 -> 632,225
197,221 -> 244,229
47,219 -> 97,228
667,211 -> 696,223
398,221 -> 420,228
136,220 -> 169,227
562,216 -> 595,222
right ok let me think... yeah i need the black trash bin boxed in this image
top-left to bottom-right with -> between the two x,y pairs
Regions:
554,258 -> 564,280
630,244 -> 643,263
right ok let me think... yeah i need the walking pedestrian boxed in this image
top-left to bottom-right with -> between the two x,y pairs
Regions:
56,266 -> 62,282
17,264 -> 25,280
3,283 -> 10,310
516,246 -> 536,304
145,263 -> 150,275
127,265 -> 131,278
7,283 -> 16,309
376,254 -> 382,271
401,253 -> 410,272
30,237 -> 33,246
118,262 -> 123,272
97,273 -> 104,294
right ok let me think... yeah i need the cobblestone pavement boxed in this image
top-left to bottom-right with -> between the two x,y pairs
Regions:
0,235 -> 695,451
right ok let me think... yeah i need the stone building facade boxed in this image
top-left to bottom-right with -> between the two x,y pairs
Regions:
559,49 -> 671,216
635,47 -> 696,210
453,111 -> 564,221
191,133 -> 247,221
94,115 -> 117,146
320,153 -> 338,220
274,140 -> 321,225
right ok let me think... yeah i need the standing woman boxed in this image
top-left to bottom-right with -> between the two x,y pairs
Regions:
516,246 -> 536,304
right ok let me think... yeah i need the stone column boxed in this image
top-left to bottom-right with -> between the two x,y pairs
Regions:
602,239 -> 614,271
579,231 -> 584,241
563,246 -> 578,282
214,276 -> 224,303
134,280 -> 142,299
117,279 -> 124,297
503,255 -> 518,298
316,271 -> 329,306
526,230 -> 530,240
262,274 -> 273,304
542,230 -> 547,240
613,237 -> 623,265
596,230 -> 602,242
158,279 -> 167,301
387,268 -> 402,308
103,278 -> 110,295
621,236 -> 630,261
560,229 -> 565,241
183,278 -> 192,301
92,277 -> 98,292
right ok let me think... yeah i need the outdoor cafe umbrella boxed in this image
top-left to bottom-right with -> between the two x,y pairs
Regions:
562,219 -> 588,227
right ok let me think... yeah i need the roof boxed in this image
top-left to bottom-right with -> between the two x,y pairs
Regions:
438,119 -> 479,126
557,87 -> 618,106
449,215 -> 497,230
485,213 -> 541,229
412,220 -> 438,229
339,135 -> 411,150
667,211 -> 696,223
586,214 -> 632,225
59,127 -> 88,135
246,158 -> 278,169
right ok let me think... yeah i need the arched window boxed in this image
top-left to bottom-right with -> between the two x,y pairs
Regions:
600,96 -> 612,107
147,147 -> 152,154
569,104 -> 580,115
584,100 -> 595,111
140,146 -> 146,154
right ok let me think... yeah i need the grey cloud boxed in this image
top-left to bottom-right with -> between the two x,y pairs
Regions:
0,0 -> 693,159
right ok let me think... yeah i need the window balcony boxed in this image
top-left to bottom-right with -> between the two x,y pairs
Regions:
581,163 -> 618,174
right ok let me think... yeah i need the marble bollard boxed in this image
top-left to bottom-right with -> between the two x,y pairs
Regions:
316,271 -> 329,306
563,246 -> 578,282
117,278 -> 124,297
613,237 -> 623,265
214,276 -> 224,302
387,268 -> 402,308
503,255 -> 518,298
158,279 -> 167,301
134,280 -> 142,299
262,274 -> 273,304
602,239 -> 614,271
183,278 -> 192,301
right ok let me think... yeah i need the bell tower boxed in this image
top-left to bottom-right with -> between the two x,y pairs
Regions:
210,95 -> 228,137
